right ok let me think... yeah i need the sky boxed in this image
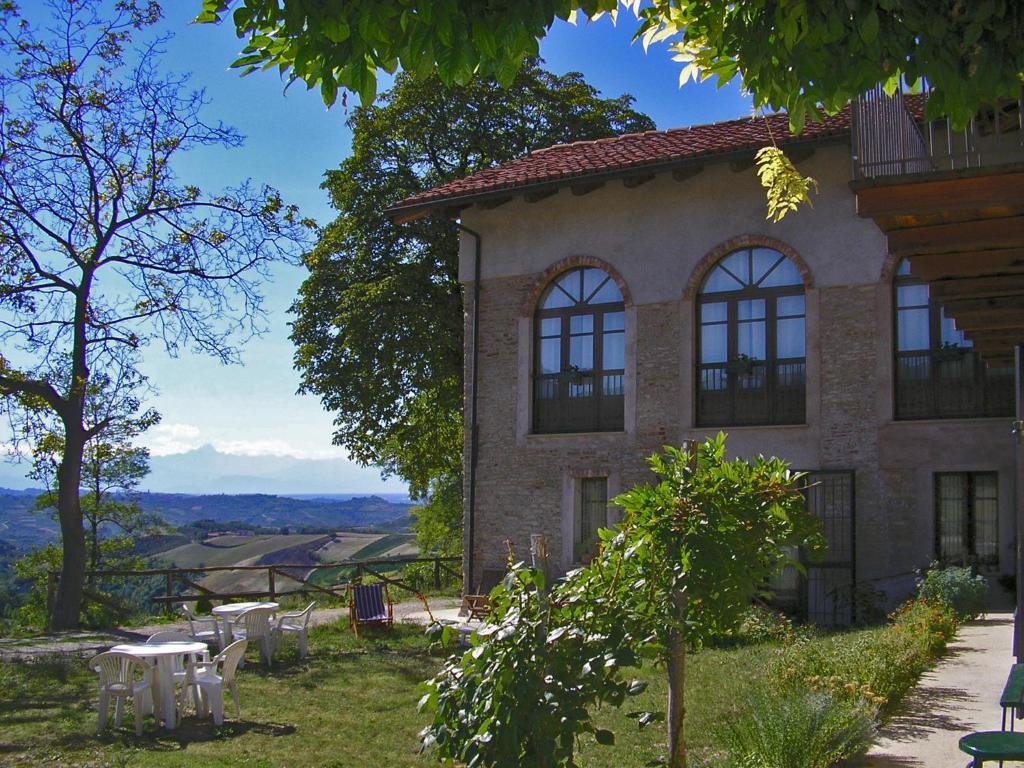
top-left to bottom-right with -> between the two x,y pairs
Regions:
2,4 -> 753,494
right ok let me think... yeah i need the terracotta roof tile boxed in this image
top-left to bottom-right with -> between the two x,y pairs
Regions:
390,108 -> 853,214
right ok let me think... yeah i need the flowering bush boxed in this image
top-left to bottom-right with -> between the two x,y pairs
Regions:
916,562 -> 988,621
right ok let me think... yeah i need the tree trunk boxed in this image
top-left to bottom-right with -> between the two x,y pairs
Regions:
667,588 -> 687,768
50,425 -> 86,630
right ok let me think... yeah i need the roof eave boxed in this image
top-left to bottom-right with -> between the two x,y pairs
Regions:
385,132 -> 850,224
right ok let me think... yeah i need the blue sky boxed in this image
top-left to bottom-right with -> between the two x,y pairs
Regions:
4,5 -> 753,493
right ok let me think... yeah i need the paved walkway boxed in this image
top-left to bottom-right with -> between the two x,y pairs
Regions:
851,611 -> 1017,767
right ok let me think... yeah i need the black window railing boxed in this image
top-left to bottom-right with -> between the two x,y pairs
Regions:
697,360 -> 805,426
534,371 -> 625,433
894,349 -> 1014,420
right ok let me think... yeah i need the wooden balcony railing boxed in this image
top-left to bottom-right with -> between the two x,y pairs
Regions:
852,84 -> 1024,181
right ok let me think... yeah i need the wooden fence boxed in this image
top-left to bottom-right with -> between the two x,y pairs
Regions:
46,555 -> 462,616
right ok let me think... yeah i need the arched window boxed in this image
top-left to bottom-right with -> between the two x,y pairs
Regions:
696,247 -> 805,426
534,267 -> 625,433
893,258 -> 1013,419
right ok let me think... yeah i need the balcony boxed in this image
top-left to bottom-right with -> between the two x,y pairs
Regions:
850,86 -> 1024,363
894,349 -> 1014,420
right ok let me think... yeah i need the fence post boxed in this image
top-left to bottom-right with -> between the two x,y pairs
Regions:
355,564 -> 363,584
433,557 -> 441,590
268,568 -> 276,601
165,572 -> 174,615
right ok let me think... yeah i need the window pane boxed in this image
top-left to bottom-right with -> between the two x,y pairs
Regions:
720,251 -> 750,285
539,338 -> 560,373
897,307 -> 930,350
576,478 -> 608,561
896,284 -> 929,308
751,249 -> 781,285
603,311 -> 625,331
570,314 -> 593,334
703,266 -> 744,293
939,307 -> 968,347
937,474 -> 967,562
738,298 -> 765,321
701,324 -> 728,363
737,320 -> 766,359
973,474 -> 998,563
777,317 -> 805,358
540,285 -> 574,309
701,301 -> 727,323
557,270 -> 582,303
603,331 -> 624,369
541,317 -> 560,337
570,335 -> 593,369
758,254 -> 802,288
777,294 -> 805,318
589,278 -> 623,304
896,258 -> 911,276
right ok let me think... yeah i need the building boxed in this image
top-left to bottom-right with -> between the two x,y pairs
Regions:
389,94 -> 1024,625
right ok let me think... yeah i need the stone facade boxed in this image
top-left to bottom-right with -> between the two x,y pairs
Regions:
458,142 -> 1016,614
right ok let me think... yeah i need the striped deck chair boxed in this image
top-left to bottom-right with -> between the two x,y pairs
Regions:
349,583 -> 394,636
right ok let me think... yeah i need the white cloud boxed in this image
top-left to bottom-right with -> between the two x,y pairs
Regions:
146,423 -> 348,461
146,423 -> 203,456
212,439 -> 348,461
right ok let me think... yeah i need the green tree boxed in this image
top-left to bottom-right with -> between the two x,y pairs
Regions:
205,1 -> 1023,128
0,1 -> 309,630
29,369 -> 162,581
290,63 -> 653,533
420,435 -> 824,768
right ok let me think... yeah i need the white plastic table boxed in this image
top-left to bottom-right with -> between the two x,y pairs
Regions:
212,601 -> 279,645
110,641 -> 208,731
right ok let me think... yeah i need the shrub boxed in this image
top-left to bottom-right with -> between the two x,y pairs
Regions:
916,562 -> 988,621
735,605 -> 800,645
773,598 -> 957,712
716,686 -> 877,768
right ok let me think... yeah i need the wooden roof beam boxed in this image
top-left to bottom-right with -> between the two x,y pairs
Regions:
856,170 -> 1024,219
930,274 -> 1024,302
523,188 -> 558,204
623,173 -> 655,189
908,248 -> 1024,281
478,195 -> 513,210
672,164 -> 704,182
888,215 -> 1024,257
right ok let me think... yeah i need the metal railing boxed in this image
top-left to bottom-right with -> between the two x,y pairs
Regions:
894,349 -> 1015,420
852,83 -> 1024,180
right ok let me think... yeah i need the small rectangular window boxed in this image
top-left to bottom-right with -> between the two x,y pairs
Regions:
935,472 -> 998,571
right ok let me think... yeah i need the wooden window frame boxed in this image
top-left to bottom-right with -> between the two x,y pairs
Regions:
695,248 -> 806,427
934,471 -> 999,571
533,268 -> 625,434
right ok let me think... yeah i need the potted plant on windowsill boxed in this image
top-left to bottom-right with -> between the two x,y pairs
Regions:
934,342 -> 970,362
725,354 -> 758,375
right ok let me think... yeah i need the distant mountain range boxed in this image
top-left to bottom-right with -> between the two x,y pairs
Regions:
0,444 -> 410,497
0,488 -> 414,553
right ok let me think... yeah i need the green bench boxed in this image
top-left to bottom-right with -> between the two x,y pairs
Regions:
1002,664 -> 1024,732
957,666 -> 1024,766
959,731 -> 1024,766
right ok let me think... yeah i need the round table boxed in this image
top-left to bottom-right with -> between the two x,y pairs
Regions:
212,601 -> 279,645
110,641 -> 208,730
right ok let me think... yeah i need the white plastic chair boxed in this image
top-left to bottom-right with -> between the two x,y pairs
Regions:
193,639 -> 248,725
90,651 -> 154,736
274,601 -> 316,659
145,630 -> 191,644
232,606 -> 276,668
180,604 -> 222,648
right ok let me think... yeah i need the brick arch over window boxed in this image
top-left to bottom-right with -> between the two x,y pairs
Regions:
878,251 -> 902,283
522,255 -> 632,317
683,235 -> 812,302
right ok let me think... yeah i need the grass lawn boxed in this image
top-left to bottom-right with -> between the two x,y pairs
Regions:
0,622 -> 887,767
